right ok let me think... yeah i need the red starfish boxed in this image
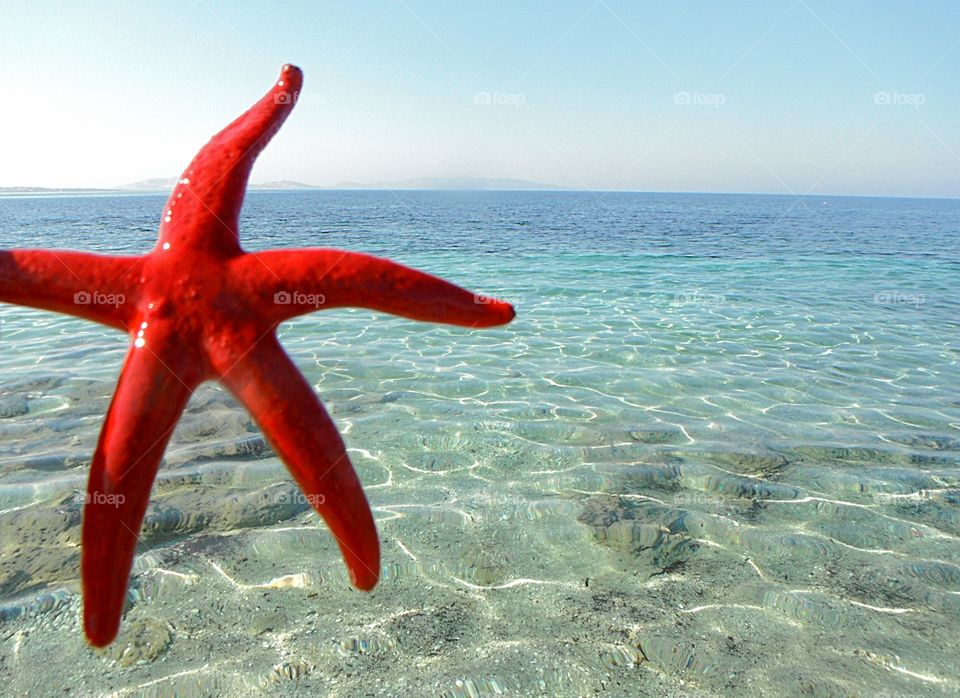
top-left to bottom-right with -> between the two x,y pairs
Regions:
0,64 -> 514,647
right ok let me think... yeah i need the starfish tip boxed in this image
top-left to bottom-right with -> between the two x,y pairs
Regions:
84,615 -> 119,648
279,64 -> 303,84
486,299 -> 515,326
350,567 -> 379,592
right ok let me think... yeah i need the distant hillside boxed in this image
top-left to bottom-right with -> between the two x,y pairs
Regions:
334,177 -> 566,191
118,177 -> 320,191
117,177 -> 179,192
0,186 -> 115,194
250,180 -> 321,190
113,176 -> 567,192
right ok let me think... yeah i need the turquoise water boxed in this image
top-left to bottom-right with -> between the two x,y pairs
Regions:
1,191 -> 959,696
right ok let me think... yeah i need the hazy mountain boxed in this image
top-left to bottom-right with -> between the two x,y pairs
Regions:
250,180 -> 321,190
109,176 -> 567,192
118,177 -> 319,191
0,186 -> 115,194
333,177 -> 566,191
117,177 -> 180,192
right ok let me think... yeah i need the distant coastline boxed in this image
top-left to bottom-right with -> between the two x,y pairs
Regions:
1,182 -> 956,201
1,177 -> 568,196
0,186 -> 118,194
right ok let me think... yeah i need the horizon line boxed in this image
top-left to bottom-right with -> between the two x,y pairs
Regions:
0,185 -> 956,202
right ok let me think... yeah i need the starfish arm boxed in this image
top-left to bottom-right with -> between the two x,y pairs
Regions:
212,333 -> 380,591
158,65 -> 304,255
82,329 -> 201,647
235,249 -> 516,327
0,250 -> 141,330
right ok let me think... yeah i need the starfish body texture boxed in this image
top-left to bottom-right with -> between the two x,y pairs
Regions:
0,65 -> 515,647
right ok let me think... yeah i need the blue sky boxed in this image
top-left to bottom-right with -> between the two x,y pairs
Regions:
0,1 -> 957,197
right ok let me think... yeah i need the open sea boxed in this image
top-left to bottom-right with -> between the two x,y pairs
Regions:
1,190 -> 959,697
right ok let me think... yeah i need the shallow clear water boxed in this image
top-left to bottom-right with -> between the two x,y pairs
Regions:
1,191 -> 959,696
